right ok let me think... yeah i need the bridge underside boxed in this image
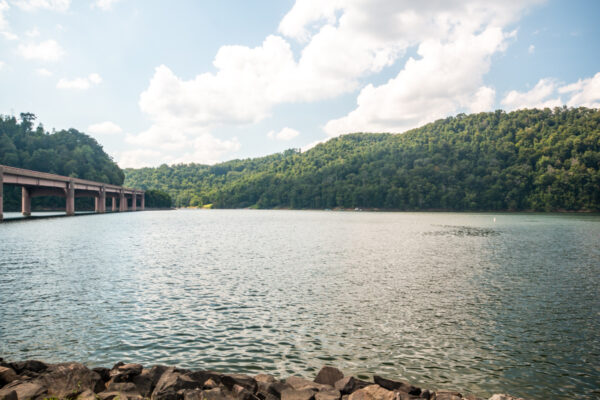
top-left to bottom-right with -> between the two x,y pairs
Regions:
0,165 -> 145,221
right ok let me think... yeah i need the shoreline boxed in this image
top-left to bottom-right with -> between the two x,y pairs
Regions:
0,360 -> 524,400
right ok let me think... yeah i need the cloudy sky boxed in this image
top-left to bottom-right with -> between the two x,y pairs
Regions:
0,0 -> 598,168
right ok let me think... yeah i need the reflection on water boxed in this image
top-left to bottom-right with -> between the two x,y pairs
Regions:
0,211 -> 598,400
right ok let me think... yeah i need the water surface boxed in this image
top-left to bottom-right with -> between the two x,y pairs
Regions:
0,210 -> 598,399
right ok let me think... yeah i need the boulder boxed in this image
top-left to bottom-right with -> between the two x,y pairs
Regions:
110,364 -> 144,382
132,366 -> 170,397
0,390 -> 17,400
0,381 -> 46,400
150,368 -> 205,400
286,376 -> 329,392
419,390 -> 431,400
373,376 -> 420,396
221,374 -> 258,393
315,388 -> 341,400
10,361 -> 48,375
434,391 -> 462,400
334,377 -> 370,395
314,368 -> 344,387
199,387 -> 231,400
93,367 -> 112,383
348,385 -> 396,400
77,389 -> 99,400
32,362 -> 104,399
267,381 -> 293,397
97,391 -> 144,400
488,395 -> 525,400
281,388 -> 316,400
0,367 -> 18,387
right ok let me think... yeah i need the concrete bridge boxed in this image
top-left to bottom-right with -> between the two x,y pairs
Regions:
0,164 -> 144,221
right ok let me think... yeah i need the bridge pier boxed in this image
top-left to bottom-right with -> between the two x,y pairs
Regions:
119,190 -> 127,212
141,193 -> 145,211
0,167 -> 3,221
96,187 -> 106,213
131,192 -> 137,211
22,187 -> 32,217
66,181 -> 75,216
112,197 -> 117,212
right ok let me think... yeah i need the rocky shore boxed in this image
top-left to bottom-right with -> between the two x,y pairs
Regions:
0,360 -> 524,400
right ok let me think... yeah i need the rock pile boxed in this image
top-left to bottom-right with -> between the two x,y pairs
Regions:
0,360 -> 525,400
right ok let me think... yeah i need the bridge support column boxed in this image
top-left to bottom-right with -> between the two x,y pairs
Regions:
131,192 -> 137,211
119,190 -> 126,212
141,193 -> 145,211
96,187 -> 106,213
22,187 -> 32,217
0,166 -> 3,221
112,197 -> 117,212
66,181 -> 75,216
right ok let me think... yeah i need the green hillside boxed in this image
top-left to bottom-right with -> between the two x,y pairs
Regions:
125,107 -> 600,212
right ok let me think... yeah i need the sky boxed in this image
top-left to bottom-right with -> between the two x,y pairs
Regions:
0,0 -> 599,168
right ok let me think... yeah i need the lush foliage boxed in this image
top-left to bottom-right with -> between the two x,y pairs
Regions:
1,113 -> 124,210
125,107 -> 600,211
144,189 -> 173,208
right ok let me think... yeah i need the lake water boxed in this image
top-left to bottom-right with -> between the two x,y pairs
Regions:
0,210 -> 598,399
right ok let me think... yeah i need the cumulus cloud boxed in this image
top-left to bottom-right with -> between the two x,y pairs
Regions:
0,60 -> 4,70
267,127 -> 300,141
501,73 -> 600,111
88,121 -> 122,135
93,0 -> 121,11
25,27 -> 39,37
18,39 -> 64,62
56,73 -> 102,90
36,67 -> 51,76
12,0 -> 70,12
528,44 -> 535,54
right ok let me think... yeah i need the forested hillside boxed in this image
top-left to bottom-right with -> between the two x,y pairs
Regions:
0,113 -> 124,210
125,107 -> 600,211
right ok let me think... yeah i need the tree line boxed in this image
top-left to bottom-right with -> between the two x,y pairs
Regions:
124,107 -> 600,212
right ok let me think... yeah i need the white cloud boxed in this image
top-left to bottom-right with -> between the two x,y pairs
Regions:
93,0 -> 121,11
25,27 -> 39,37
325,27 -> 507,135
18,39 -> 64,62
501,78 -> 562,110
56,73 -> 102,90
561,72 -> 600,108
267,127 -> 300,141
117,149 -> 164,169
88,121 -> 123,135
0,0 -> 9,30
0,60 -> 5,70
500,73 -> 600,111
528,44 -> 535,54
1,31 -> 17,40
36,67 -> 51,76
12,0 -> 70,12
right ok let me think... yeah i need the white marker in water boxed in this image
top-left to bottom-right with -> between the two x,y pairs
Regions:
493,217 -> 496,223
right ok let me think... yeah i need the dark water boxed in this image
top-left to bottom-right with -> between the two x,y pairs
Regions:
0,210 -> 598,399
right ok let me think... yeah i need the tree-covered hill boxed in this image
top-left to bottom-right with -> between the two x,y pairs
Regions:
0,113 -> 125,210
1,113 -> 124,184
125,107 -> 600,212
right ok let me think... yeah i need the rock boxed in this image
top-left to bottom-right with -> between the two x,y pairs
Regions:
204,379 -> 219,389
315,388 -> 341,400
434,391 -> 462,400
107,381 -> 139,392
10,361 -> 48,375
348,385 -> 396,400
314,368 -> 344,387
221,374 -> 258,393
286,376 -> 328,392
0,367 -> 18,387
419,390 -> 431,400
150,368 -> 205,400
334,377 -> 371,395
232,383 -> 259,400
0,390 -> 17,400
488,395 -> 525,400
132,366 -> 170,397
0,381 -> 46,400
36,362 -> 105,398
281,388 -> 316,400
201,387 -> 231,400
373,376 -> 420,396
97,391 -> 144,400
77,389 -> 99,400
93,367 -> 112,383
267,381 -> 293,397
110,364 -> 144,382
255,375 -> 277,396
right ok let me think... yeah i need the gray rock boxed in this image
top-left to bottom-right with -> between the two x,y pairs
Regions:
10,361 -> 48,375
77,389 -> 99,400
286,377 -> 328,392
347,385 -> 396,400
334,378 -> 370,395
373,377 -> 420,396
314,368 -> 344,387
93,367 -> 111,383
201,387 -> 231,400
36,362 -> 104,398
0,367 -> 18,387
132,366 -> 169,397
97,391 -> 144,400
151,368 -> 205,400
281,388 -> 316,400
110,364 -> 144,382
315,388 -> 341,400
221,374 -> 258,393
0,381 -> 46,400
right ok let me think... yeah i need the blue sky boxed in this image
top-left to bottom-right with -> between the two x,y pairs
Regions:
0,0 -> 598,167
